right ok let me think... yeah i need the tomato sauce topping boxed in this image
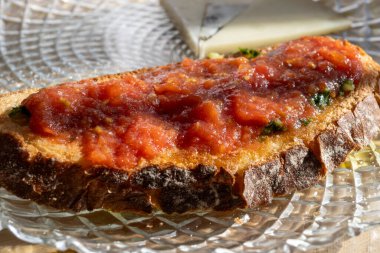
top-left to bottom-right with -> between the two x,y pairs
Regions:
21,37 -> 364,169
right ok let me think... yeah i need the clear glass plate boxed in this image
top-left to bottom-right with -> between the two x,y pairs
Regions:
0,0 -> 380,252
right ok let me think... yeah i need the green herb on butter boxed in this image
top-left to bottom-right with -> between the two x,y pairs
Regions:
8,106 -> 31,125
239,48 -> 260,59
262,119 -> 286,135
311,90 -> 330,109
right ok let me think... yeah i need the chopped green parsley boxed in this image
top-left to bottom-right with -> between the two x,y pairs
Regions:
311,90 -> 330,109
238,48 -> 260,59
262,119 -> 286,135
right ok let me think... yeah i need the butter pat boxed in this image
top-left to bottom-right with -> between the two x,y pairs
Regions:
200,0 -> 351,57
161,0 -> 351,58
161,0 -> 252,56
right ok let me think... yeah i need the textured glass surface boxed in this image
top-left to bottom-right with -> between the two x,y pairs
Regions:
0,0 -> 380,252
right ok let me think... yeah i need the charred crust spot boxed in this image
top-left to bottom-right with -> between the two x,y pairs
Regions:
84,167 -> 130,184
317,128 -> 356,172
214,167 -> 234,185
131,165 -> 219,189
353,94 -> 380,145
130,165 -> 162,189
213,184 -> 244,211
158,183 -> 242,214
130,165 -> 195,189
282,146 -> 322,191
337,110 -> 364,146
159,185 -> 215,213
242,146 -> 322,207
264,159 -> 284,195
103,190 -> 152,213
0,134 -> 33,197
132,165 -> 240,213
243,158 -> 281,207
193,164 -> 216,180
243,168 -> 273,207
161,166 -> 195,187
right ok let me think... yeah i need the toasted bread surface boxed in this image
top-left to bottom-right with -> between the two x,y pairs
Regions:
0,38 -> 379,213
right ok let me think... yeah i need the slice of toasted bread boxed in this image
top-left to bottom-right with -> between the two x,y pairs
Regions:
0,37 -> 379,213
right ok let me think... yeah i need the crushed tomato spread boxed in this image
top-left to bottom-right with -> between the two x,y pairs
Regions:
20,37 -> 364,169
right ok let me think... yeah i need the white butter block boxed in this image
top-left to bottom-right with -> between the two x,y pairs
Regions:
199,0 -> 351,57
161,0 -> 351,58
160,0 -> 252,56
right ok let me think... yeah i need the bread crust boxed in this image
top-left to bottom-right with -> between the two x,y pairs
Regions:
1,37 -> 380,213
0,93 -> 379,213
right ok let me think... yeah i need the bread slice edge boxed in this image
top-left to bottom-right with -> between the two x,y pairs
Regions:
0,89 -> 379,213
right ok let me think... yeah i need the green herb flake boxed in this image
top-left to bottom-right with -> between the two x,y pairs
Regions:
238,48 -> 260,59
340,79 -> 355,93
262,119 -> 286,135
300,118 -> 312,126
311,90 -> 330,109
8,106 -> 31,125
